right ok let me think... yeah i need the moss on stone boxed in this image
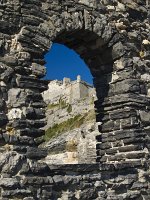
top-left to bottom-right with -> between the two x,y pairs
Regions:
47,103 -> 59,110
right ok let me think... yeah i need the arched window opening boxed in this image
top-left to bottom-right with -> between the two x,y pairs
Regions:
42,43 -> 98,165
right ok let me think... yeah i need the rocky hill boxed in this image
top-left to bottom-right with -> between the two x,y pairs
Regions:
42,76 -> 99,164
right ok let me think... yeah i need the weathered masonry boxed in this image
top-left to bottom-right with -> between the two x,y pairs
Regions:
0,0 -> 150,199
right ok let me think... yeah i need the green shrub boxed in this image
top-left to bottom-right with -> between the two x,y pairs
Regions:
45,114 -> 82,141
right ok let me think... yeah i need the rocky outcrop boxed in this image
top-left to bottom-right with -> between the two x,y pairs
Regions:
44,122 -> 98,164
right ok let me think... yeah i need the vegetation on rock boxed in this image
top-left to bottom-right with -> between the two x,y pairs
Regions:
47,103 -> 59,110
45,110 -> 95,141
47,99 -> 72,113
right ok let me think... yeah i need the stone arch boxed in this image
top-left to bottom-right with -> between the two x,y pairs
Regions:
0,0 -> 150,199
42,25 -> 124,164
0,2 -> 126,161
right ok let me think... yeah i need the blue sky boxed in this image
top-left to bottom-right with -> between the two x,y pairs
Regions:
44,43 -> 93,84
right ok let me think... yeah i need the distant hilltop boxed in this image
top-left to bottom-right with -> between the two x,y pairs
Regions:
42,75 -> 96,104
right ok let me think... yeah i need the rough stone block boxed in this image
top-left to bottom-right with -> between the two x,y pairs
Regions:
140,111 -> 150,126
0,178 -> 19,189
16,75 -> 48,92
31,63 -> 46,78
0,113 -> 7,126
26,147 -> 47,159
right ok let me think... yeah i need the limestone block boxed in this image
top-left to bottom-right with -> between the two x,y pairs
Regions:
0,152 -> 11,171
16,75 -> 48,92
112,42 -> 125,60
139,111 -> 150,125
26,147 -> 47,159
7,108 -> 23,120
107,5 -> 115,11
45,152 -> 78,165
113,79 -> 140,95
18,128 -> 44,138
2,133 -> 9,143
93,17 -> 106,36
116,2 -> 126,12
84,9 -> 92,30
0,56 -> 17,66
1,152 -> 24,175
142,39 -> 150,45
0,178 -> 19,189
31,63 -> 46,77
8,88 -> 25,107
0,81 -> 6,87
114,59 -> 125,70
108,73 -> 119,83
2,189 -> 32,198
141,74 -> 150,82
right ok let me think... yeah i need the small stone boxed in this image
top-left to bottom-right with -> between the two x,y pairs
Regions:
107,5 -> 115,11
142,39 -> 150,45
0,81 -> 6,86
7,108 -> 23,120
115,22 -> 127,31
114,59 -> 124,70
31,63 -> 46,78
116,2 -> 126,12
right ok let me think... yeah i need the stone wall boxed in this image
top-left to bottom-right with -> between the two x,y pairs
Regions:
0,0 -> 150,199
0,162 -> 149,199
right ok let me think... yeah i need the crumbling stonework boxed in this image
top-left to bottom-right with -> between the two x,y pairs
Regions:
0,0 -> 150,199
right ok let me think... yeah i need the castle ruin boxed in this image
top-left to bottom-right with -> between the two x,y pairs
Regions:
42,75 -> 96,104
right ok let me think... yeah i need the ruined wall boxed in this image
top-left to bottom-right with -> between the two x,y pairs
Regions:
0,0 -> 150,199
